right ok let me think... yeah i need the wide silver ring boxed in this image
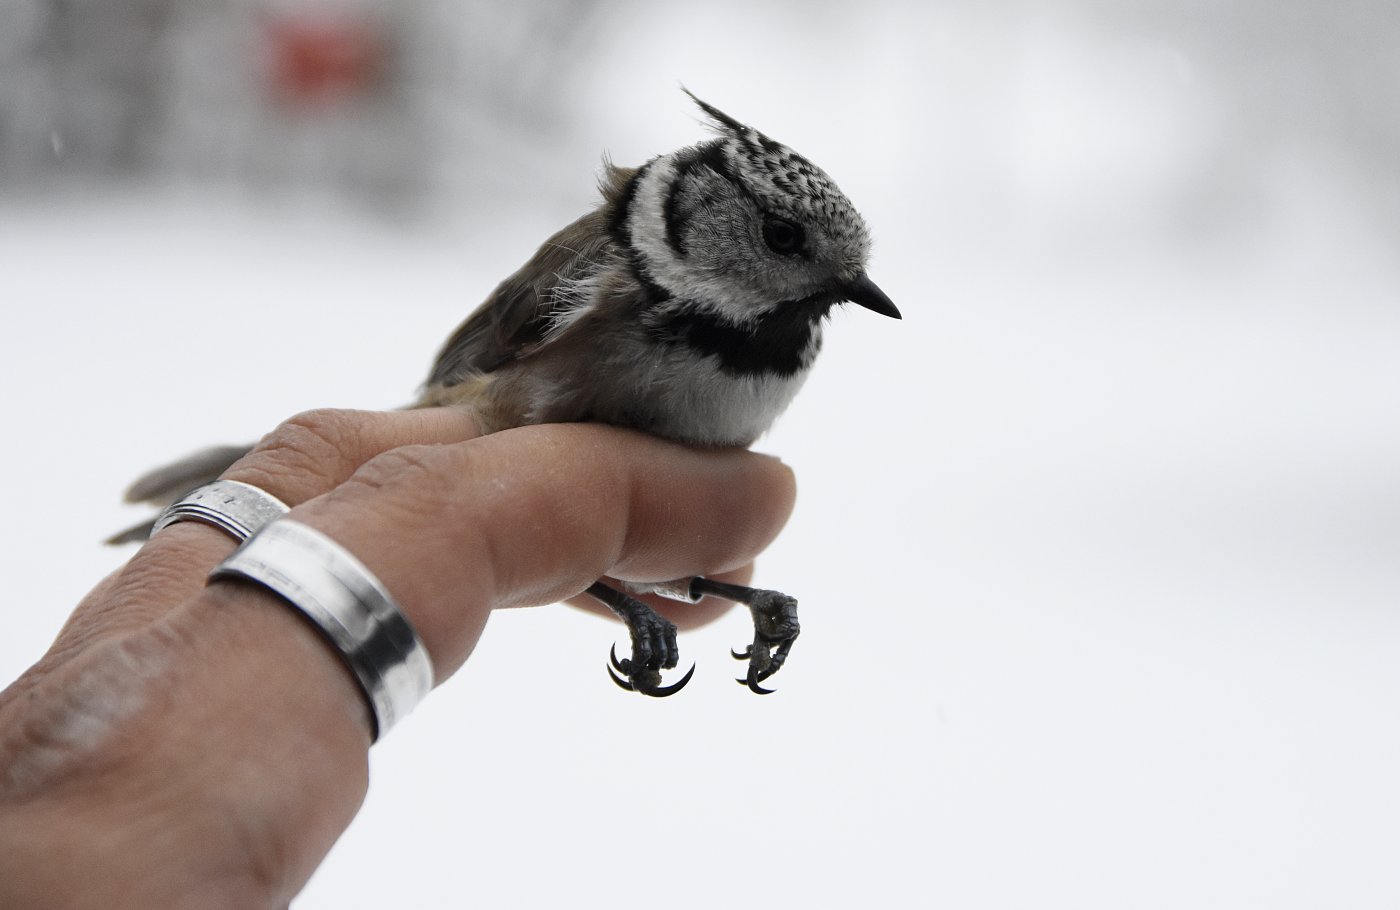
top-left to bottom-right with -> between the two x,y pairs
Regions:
209,519 -> 434,741
153,479 -> 290,542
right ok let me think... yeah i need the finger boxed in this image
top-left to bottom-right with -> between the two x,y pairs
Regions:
145,407 -> 479,565
226,407 -> 482,507
289,422 -> 797,677
70,408 -> 482,649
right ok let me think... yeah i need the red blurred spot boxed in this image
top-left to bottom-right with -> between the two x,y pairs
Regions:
265,14 -> 389,107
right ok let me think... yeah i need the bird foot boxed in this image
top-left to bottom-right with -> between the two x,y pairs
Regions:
588,578 -> 800,696
586,582 -> 694,697
607,644 -> 696,697
687,579 -> 800,695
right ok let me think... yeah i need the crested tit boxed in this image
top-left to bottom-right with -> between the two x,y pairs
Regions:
117,90 -> 899,696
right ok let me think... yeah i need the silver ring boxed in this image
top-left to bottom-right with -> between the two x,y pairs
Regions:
153,479 -> 290,542
626,578 -> 702,604
209,519 -> 433,741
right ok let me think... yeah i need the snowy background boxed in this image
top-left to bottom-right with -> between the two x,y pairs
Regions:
3,1 -> 1399,907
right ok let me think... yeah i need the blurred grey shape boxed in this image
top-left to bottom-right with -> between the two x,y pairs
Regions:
0,0 -> 606,210
1076,0 -> 1400,234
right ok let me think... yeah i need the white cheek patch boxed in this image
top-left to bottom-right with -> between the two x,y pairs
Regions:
628,157 -> 771,327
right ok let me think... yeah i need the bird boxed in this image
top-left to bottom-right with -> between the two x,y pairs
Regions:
114,89 -> 900,697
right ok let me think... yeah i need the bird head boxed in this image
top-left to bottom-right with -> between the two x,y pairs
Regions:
620,91 -> 899,326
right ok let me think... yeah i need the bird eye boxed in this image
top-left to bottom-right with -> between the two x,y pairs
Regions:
762,217 -> 806,256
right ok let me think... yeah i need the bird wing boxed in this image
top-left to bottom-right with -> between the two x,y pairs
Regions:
425,207 -> 616,387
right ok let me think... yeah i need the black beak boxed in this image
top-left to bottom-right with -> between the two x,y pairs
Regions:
841,274 -> 901,319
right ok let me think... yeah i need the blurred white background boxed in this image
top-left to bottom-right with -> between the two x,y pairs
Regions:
3,1 -> 1398,907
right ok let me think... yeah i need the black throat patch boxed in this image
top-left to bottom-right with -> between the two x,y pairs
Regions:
647,296 -> 831,378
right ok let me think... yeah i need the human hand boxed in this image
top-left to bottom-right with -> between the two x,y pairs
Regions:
0,408 -> 795,909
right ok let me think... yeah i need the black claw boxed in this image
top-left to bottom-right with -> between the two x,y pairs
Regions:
640,663 -> 695,698
735,673 -> 777,695
731,647 -> 751,661
608,644 -> 693,696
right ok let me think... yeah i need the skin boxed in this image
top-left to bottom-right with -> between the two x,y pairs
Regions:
0,407 -> 796,909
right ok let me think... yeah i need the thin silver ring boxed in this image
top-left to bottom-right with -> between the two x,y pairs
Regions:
210,519 -> 434,741
153,479 -> 290,542
626,578 -> 702,604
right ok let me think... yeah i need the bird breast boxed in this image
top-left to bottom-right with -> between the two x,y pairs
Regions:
625,353 -> 813,447
484,323 -> 817,448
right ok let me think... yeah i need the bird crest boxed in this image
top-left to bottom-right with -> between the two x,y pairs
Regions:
682,88 -> 871,263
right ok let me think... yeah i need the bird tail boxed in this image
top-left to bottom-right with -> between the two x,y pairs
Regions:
106,444 -> 253,545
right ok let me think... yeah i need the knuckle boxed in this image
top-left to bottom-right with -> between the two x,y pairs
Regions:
340,445 -> 455,513
238,408 -> 372,498
264,408 -> 364,460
